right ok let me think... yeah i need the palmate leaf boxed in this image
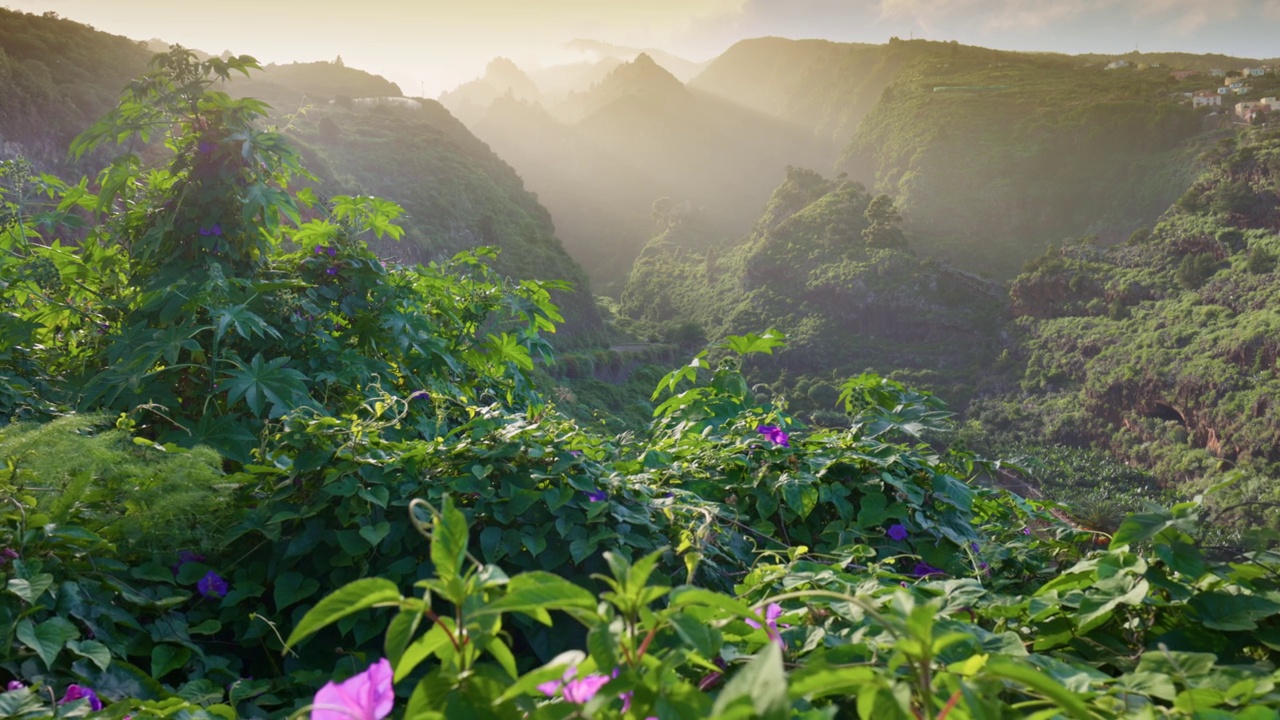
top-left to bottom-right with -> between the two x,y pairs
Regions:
210,302 -> 280,342
221,353 -> 310,416
722,329 -> 787,356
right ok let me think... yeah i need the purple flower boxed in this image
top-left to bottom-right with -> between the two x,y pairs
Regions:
59,685 -> 102,711
6,681 -> 24,691
887,524 -> 908,541
584,489 -> 608,503
314,245 -> 326,255
970,542 -> 981,552
408,390 -> 430,401
0,548 -> 17,565
745,602 -> 788,649
312,658 -> 394,720
1022,527 -> 1033,536
326,266 -> 339,276
756,425 -> 790,447
198,225 -> 222,237
198,141 -> 217,155
170,550 -> 205,576
911,562 -> 945,578
327,245 -> 338,257
197,570 -> 228,598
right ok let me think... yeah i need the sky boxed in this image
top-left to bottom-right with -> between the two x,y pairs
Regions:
5,0 -> 1280,95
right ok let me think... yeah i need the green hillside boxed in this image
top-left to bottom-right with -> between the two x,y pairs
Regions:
976,129 -> 1280,538
619,168 -> 1006,414
838,49 -> 1229,278
0,8 -> 150,169
286,100 -> 604,342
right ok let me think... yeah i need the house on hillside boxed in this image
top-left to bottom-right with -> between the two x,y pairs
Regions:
1194,92 -> 1222,107
1217,86 -> 1231,95
1210,68 -> 1226,76
351,97 -> 423,110
1171,70 -> 1198,80
1233,85 -> 1253,95
1236,100 -> 1263,118
1263,97 -> 1280,111
1104,60 -> 1131,70
1245,67 -> 1267,77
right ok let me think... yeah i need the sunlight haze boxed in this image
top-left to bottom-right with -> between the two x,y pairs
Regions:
6,0 -> 1280,95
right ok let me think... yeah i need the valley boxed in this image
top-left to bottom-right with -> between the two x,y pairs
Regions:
4,5 -> 1280,717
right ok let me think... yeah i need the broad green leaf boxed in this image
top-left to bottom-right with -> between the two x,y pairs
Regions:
284,578 -> 402,649
273,571 -> 321,611
394,622 -> 455,683
16,617 -> 79,668
472,572 -> 597,618
67,639 -> 111,672
1189,592 -> 1280,631
430,496 -> 469,586
6,574 -> 54,604
151,644 -> 192,678
710,641 -> 788,720
1111,510 -> 1174,549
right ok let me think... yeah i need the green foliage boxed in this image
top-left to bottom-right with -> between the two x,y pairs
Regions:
0,415 -> 233,552
988,129 -> 1280,524
0,49 -> 564,463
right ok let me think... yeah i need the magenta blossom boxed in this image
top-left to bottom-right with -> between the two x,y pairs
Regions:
59,685 -> 102,711
887,524 -> 909,541
756,425 -> 790,447
197,570 -> 228,598
538,666 -> 615,704
745,602 -> 788,649
313,658 -> 394,720
0,548 -> 17,565
6,681 -> 24,691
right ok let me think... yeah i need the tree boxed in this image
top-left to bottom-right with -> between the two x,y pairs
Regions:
334,54 -> 345,67
861,194 -> 908,250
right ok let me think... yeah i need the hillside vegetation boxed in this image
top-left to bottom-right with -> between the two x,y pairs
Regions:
975,129 -> 1280,541
619,168 -> 1006,415
840,46 -> 1211,278
8,52 -> 1280,720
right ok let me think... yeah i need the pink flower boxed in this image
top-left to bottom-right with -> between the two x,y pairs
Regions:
539,666 -> 615,704
745,603 -> 788,649
312,658 -> 394,720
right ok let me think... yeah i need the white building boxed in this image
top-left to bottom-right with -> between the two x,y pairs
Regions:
1104,60 -> 1131,70
1194,92 -> 1222,108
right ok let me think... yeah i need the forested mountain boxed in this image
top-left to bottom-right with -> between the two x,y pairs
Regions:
0,8 -> 150,169
444,38 -> 1271,291
979,130 -> 1280,525
619,168 -> 1005,414
839,46 -> 1219,278
465,53 -> 829,291
0,8 -> 602,340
